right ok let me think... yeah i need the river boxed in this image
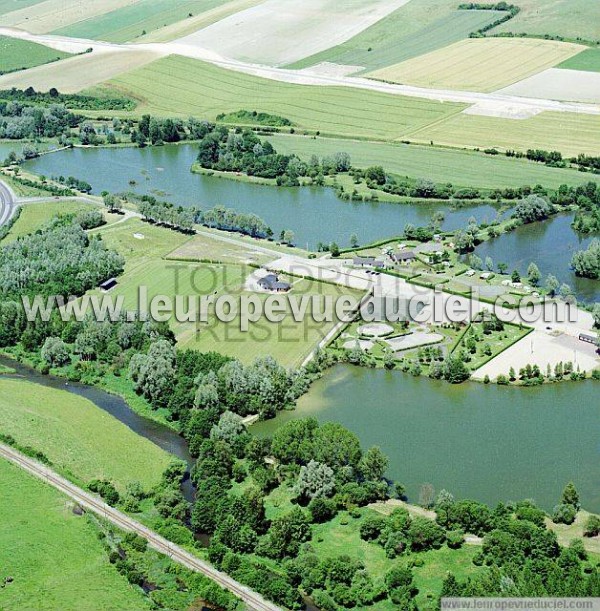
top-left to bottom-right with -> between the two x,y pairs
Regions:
254,365 -> 600,513
24,144 -> 501,249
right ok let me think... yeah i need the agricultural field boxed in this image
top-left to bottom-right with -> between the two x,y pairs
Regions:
177,0 -> 410,66
499,68 -> 600,104
54,0 -> 226,44
267,134 -> 592,190
489,0 -> 600,42
410,111 -> 600,158
558,48 -> 600,72
0,0 -> 45,17
0,36 -> 71,75
0,377 -> 172,490
368,38 -> 584,93
288,0 -> 500,71
0,0 -> 140,33
0,48 -> 161,93
104,55 -> 466,140
0,458 -> 150,611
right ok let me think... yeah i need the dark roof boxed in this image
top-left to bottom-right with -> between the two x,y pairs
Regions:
579,333 -> 597,343
392,251 -> 416,261
99,278 -> 117,290
353,256 -> 376,265
258,274 -> 290,291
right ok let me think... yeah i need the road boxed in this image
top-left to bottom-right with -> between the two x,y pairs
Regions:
0,179 -> 17,228
0,443 -> 282,611
0,27 -> 598,117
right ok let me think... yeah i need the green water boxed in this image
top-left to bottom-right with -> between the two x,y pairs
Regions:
255,365 -> 600,512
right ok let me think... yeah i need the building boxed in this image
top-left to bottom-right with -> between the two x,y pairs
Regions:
353,256 -> 376,267
258,274 -> 291,292
99,278 -> 117,292
390,251 -> 416,264
579,333 -> 597,345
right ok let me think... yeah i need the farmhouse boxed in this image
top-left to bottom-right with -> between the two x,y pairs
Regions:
353,256 -> 385,269
258,274 -> 291,292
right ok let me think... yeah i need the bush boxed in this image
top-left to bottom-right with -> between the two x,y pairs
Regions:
552,503 -> 577,525
446,529 -> 465,549
584,515 -> 600,537
359,515 -> 386,541
308,498 -> 337,523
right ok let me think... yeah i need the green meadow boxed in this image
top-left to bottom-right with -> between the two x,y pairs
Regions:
0,378 -> 172,490
0,0 -> 45,17
266,134 -> 594,189
0,36 -> 71,75
0,458 -> 150,611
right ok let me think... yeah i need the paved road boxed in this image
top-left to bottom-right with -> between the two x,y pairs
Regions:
0,27 -> 598,116
0,179 -> 17,228
0,443 -> 281,611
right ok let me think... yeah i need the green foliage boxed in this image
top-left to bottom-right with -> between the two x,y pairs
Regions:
571,239 -> 600,279
0,87 -> 134,110
216,109 -> 292,127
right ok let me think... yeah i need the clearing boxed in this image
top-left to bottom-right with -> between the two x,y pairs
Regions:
266,134 -> 593,190
0,0 -> 139,34
558,48 -> 600,73
409,111 -> 600,157
0,458 -> 150,611
288,0 -> 500,72
104,55 -> 465,140
0,47 -> 161,93
0,35 -> 71,75
54,0 -> 226,44
499,68 -> 600,105
368,38 -> 584,93
176,0 -> 410,66
0,377 -> 172,490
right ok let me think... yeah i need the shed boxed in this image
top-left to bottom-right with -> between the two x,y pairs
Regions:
99,278 -> 117,292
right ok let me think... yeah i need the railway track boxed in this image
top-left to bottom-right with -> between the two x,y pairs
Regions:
0,443 -> 282,611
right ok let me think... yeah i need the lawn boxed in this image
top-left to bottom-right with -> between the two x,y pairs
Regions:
1,201 -> 92,242
103,55 -> 466,141
368,38 -> 583,93
266,134 -> 591,190
558,48 -> 600,73
98,219 -> 360,367
0,378 -> 172,490
0,36 -> 72,75
490,0 -> 600,42
0,458 -> 151,611
288,0 -> 500,72
410,111 -> 600,158
54,0 -> 225,44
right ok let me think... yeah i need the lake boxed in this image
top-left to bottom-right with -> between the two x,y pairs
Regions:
475,213 -> 599,302
255,365 -> 600,513
24,144 -> 501,249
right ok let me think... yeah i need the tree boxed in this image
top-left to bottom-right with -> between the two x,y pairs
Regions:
546,274 -> 560,297
497,262 -> 508,275
282,229 -> 295,245
129,339 -> 176,407
527,262 -> 541,286
443,355 -> 471,384
408,517 -> 446,551
583,515 -> 600,538
41,336 -> 70,366
262,508 -> 311,558
592,303 -> 600,329
359,446 -> 389,482
210,411 -> 247,447
103,193 -> 122,213
419,483 -> 435,508
350,233 -> 359,248
561,482 -> 581,510
553,503 -> 577,525
296,460 -> 336,500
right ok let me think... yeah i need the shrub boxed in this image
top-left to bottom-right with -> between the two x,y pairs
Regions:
552,503 -> 577,525
584,515 -> 600,537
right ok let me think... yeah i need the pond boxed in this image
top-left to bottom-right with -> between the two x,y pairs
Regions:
24,144 -> 501,249
254,365 -> 600,513
475,213 -> 600,302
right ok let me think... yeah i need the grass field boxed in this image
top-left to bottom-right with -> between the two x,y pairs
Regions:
0,377 -> 172,490
0,0 -> 139,33
0,458 -> 150,611
0,36 -> 72,75
0,0 -> 45,17
266,134 -> 593,189
368,38 -> 584,92
558,48 -> 600,73
1,201 -> 92,242
54,0 -> 225,44
104,55 -> 465,140
288,0 -> 499,72
490,0 -> 600,42
0,48 -> 161,94
97,218 -> 360,367
410,111 -> 600,157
